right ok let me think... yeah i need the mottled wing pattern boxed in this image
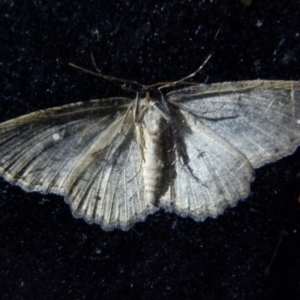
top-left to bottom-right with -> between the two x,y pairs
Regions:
0,98 -> 156,230
161,80 -> 300,220
168,81 -> 300,168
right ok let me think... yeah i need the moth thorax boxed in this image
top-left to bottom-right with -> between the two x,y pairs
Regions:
143,105 -> 165,136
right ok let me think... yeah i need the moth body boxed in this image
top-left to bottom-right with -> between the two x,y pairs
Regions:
140,97 -> 165,204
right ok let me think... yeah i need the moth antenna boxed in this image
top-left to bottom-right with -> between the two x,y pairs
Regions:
150,54 -> 212,90
69,55 -> 144,89
173,54 -> 212,83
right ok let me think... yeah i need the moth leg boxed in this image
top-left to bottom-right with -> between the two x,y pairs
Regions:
126,156 -> 143,184
91,112 -> 132,157
118,104 -> 135,139
126,124 -> 144,183
169,116 -> 204,184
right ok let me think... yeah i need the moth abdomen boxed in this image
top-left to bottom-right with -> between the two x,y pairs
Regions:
141,109 -> 164,203
143,152 -> 163,203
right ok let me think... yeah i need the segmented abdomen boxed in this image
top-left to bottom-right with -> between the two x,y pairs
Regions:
141,109 -> 164,204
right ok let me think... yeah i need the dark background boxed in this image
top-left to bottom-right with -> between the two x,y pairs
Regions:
1,0 -> 300,299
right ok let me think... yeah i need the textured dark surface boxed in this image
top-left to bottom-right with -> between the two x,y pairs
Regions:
1,1 -> 300,299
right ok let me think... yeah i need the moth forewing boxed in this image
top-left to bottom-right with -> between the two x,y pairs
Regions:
167,80 -> 300,168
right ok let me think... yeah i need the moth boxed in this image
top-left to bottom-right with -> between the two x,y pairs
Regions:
0,57 -> 300,230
